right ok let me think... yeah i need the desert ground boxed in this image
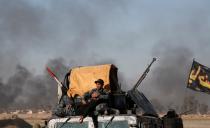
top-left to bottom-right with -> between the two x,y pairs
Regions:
1,112 -> 210,128
182,115 -> 210,128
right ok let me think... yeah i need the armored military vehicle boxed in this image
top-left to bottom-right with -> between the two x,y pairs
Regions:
44,58 -> 183,128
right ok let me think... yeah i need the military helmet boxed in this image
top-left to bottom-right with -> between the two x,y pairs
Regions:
95,79 -> 104,85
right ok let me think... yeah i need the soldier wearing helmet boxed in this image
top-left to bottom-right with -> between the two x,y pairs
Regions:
80,79 -> 109,124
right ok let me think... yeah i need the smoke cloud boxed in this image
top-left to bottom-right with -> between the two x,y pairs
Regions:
0,0 -> 210,112
0,57 -> 118,109
143,40 -> 210,113
0,58 -> 69,109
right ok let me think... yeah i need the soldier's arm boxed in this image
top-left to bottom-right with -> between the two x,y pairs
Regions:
98,89 -> 109,99
99,94 -> 109,99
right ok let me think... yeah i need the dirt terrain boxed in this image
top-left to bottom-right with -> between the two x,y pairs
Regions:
1,113 -> 210,128
0,112 -> 50,127
182,115 -> 210,128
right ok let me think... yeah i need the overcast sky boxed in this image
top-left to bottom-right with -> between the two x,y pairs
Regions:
0,0 -> 209,78
0,0 -> 210,108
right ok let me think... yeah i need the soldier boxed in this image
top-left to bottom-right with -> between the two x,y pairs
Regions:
79,79 -> 109,124
84,79 -> 109,102
52,95 -> 76,117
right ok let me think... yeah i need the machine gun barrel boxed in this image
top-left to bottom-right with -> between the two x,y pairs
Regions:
132,58 -> 156,90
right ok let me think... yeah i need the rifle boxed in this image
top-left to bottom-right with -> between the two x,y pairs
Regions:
132,58 -> 156,90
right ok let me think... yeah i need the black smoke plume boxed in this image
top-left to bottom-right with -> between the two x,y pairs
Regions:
0,58 -> 69,109
144,43 -> 210,113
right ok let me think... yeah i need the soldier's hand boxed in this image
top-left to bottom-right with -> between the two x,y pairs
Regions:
91,92 -> 99,98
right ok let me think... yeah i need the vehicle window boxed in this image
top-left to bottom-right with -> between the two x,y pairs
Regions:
55,122 -> 89,128
99,121 -> 129,128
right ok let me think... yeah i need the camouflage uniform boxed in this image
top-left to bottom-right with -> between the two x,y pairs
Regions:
84,88 -> 109,102
83,88 -> 109,117
52,95 -> 76,117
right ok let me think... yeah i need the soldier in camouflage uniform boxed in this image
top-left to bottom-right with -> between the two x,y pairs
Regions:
79,79 -> 109,124
52,95 -> 76,117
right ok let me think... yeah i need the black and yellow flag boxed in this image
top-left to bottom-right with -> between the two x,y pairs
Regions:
187,60 -> 210,94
